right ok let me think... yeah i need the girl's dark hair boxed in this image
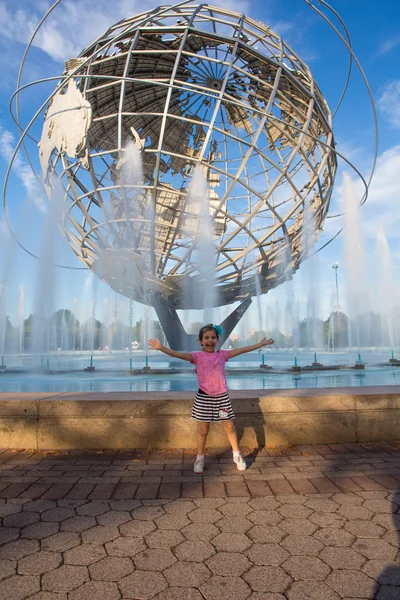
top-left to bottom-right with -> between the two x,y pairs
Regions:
198,323 -> 222,341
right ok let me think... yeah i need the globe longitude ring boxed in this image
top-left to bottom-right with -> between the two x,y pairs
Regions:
5,2 -> 376,350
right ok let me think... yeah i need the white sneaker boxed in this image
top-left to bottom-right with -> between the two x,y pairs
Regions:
194,457 -> 204,474
233,454 -> 247,471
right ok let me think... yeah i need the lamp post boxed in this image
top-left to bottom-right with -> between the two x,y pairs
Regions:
332,262 -> 340,312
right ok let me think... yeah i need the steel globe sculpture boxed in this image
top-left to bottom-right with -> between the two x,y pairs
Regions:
7,2 -> 348,349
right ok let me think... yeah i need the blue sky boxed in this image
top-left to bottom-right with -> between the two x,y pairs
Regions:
0,0 -> 399,333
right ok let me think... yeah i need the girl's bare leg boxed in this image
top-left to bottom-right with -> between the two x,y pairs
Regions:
197,422 -> 210,455
222,420 -> 239,452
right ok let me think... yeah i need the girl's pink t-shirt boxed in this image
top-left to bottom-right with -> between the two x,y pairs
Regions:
191,350 -> 230,396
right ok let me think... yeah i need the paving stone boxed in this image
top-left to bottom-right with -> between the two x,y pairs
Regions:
187,507 -> 222,524
174,540 -> 215,562
247,523 -> 286,544
248,498 -> 281,511
314,528 -> 355,547
105,535 -> 146,557
319,546 -> 366,570
309,512 -> 346,528
42,564 -> 89,592
279,518 -> 318,536
344,519 -> 385,537
89,556 -> 133,580
119,570 -> 168,598
64,543 -> 107,565
193,498 -> 226,508
145,529 -> 185,549
0,574 -> 41,600
363,499 -> 394,514
60,516 -> 96,532
119,519 -> 156,537
0,557 -> 16,580
153,587 -> 204,600
281,535 -> 324,556
164,561 -> 211,587
109,499 -> 141,512
200,574 -> 251,600
18,550 -> 62,574
21,521 -> 59,540
181,522 -> 220,541
68,580 -> 120,600
352,538 -> 397,560
206,551 -> 252,576
42,532 -> 81,552
0,503 -> 22,517
247,511 -> 283,526
162,500 -> 196,515
131,505 -> 165,520
135,548 -> 177,571
96,510 -> 130,527
219,502 -> 253,517
337,505 -> 373,520
22,592 -> 68,600
287,580 -> 341,599
212,532 -> 252,552
246,543 -> 290,566
248,594 -> 286,600
0,526 -> 21,544
81,525 -> 119,545
243,565 -> 292,593
278,505 -> 313,519
155,513 -> 191,530
22,499 -> 56,513
76,502 -> 109,516
372,513 -> 395,530
0,538 -> 39,560
282,555 -> 330,581
217,516 -> 253,533
330,493 -> 364,506
325,570 -> 375,598
4,511 -> 39,528
304,498 -> 339,513
41,507 -> 76,522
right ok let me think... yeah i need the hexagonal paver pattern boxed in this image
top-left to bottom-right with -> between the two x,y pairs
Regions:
64,543 -> 107,566
17,550 -> 62,575
212,532 -> 252,552
206,552 -> 252,576
325,570 -> 375,598
247,511 -> 283,526
278,505 -> 312,520
0,539 -> 39,560
105,536 -> 146,557
281,535 -> 323,557
81,525 -> 119,545
243,566 -> 292,593
181,522 -> 220,541
42,565 -> 89,592
200,575 -> 251,600
119,570 -> 168,598
352,538 -> 397,561
97,510 -> 130,527
246,543 -> 290,566
319,546 -> 366,570
0,558 -> 16,581
287,580 -> 341,600
134,548 -> 177,571
146,529 -> 185,548
282,556 -> 330,581
89,556 -> 134,580
119,519 -> 156,537
164,500 -> 197,515
0,574 -> 41,600
68,580 -> 120,600
247,525 -> 286,544
153,587 -> 204,599
42,532 -> 81,552
344,520 -> 385,537
164,561 -> 211,587
174,540 -> 215,562
314,528 -> 355,547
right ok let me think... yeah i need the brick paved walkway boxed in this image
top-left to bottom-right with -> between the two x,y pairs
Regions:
0,442 -> 399,599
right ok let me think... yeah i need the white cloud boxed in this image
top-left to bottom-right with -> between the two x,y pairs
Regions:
377,80 -> 400,129
0,123 -> 46,213
0,0 -> 251,63
375,36 -> 400,58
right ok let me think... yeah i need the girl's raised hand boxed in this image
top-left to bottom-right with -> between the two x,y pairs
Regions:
260,337 -> 274,347
148,338 -> 162,350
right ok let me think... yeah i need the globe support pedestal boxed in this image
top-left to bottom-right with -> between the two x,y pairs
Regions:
152,296 -> 252,351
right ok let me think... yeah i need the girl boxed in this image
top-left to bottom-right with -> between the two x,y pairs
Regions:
148,324 -> 274,474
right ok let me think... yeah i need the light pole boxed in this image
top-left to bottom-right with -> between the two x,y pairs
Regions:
332,262 -> 340,312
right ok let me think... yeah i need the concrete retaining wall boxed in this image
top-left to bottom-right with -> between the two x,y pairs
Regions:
0,386 -> 399,449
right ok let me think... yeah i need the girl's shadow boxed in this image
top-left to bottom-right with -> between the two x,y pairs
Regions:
371,490 -> 400,598
234,396 -> 266,467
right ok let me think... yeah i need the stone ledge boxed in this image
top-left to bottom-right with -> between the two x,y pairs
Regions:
0,386 -> 399,449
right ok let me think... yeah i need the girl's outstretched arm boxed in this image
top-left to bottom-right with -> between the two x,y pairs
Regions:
229,337 -> 274,359
148,338 -> 193,362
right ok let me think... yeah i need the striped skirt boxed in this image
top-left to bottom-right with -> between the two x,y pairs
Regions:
191,389 -> 235,422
